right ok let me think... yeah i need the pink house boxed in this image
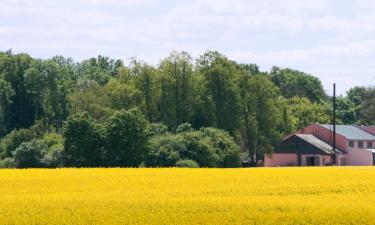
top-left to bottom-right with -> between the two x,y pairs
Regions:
265,124 -> 375,167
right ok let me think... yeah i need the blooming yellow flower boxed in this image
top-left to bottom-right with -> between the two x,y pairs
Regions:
0,167 -> 374,225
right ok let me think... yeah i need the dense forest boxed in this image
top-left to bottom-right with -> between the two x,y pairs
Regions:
0,50 -> 374,168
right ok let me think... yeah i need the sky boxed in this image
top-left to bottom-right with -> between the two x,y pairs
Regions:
1,0 -> 375,95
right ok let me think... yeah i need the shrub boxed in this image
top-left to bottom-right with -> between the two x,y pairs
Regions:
175,159 -> 199,168
12,139 -> 48,168
43,143 -> 64,168
145,135 -> 184,167
198,128 -> 241,167
63,112 -> 104,167
179,131 -> 220,167
0,157 -> 14,168
176,123 -> 193,133
179,128 -> 241,168
104,108 -> 149,167
147,123 -> 168,136
0,128 -> 36,158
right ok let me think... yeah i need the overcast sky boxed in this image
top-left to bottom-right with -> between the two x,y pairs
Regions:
1,0 -> 375,95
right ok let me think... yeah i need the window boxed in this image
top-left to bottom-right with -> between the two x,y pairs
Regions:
348,140 -> 354,147
358,141 -> 364,148
368,141 -> 373,149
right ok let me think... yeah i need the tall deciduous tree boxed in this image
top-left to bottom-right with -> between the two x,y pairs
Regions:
359,88 -> 375,125
286,97 -> 330,129
197,51 -> 240,135
128,59 -> 158,121
0,79 -> 14,138
158,51 -> 193,129
0,52 -> 35,132
269,67 -> 326,103
239,74 -> 283,165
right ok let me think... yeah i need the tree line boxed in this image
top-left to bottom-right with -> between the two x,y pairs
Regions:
0,50 -> 374,168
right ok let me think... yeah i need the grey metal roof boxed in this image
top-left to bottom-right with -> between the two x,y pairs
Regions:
295,134 -> 342,154
319,124 -> 375,140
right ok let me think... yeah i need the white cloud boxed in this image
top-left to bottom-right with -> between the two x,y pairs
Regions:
1,0 -> 375,94
228,40 -> 375,93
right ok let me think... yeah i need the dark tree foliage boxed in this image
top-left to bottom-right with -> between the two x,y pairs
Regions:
63,113 -> 104,167
269,67 -> 326,103
197,51 -> 240,135
0,128 -> 36,158
359,88 -> 375,125
13,139 -> 48,168
145,135 -> 184,167
0,53 -> 35,132
146,127 -> 240,168
104,108 -> 149,167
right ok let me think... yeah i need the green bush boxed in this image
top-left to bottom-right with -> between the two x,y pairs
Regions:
147,123 -> 168,137
12,139 -> 48,168
176,123 -> 193,133
145,135 -> 184,167
198,128 -> 241,167
175,159 -> 199,168
0,157 -> 14,168
145,127 -> 240,168
179,131 -> 220,167
104,108 -> 149,167
178,128 -> 241,168
43,143 -> 64,168
0,128 -> 36,158
63,112 -> 105,167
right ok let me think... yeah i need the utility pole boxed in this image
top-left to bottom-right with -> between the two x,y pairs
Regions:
332,83 -> 336,165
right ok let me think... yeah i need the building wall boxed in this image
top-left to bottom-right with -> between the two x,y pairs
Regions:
298,124 -> 347,151
265,124 -> 375,167
346,148 -> 373,166
337,154 -> 347,166
265,154 -> 335,167
264,154 -> 298,167
349,140 -> 375,149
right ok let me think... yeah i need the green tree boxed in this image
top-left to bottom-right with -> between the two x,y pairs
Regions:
359,88 -> 375,125
0,79 -> 15,138
63,113 -> 104,167
128,59 -> 159,121
179,128 -> 240,167
158,51 -> 194,129
104,109 -> 149,167
76,55 -> 123,88
145,135 -> 184,167
105,78 -> 141,110
335,96 -> 357,125
0,128 -> 36,158
0,52 -> 35,132
196,51 -> 240,135
269,67 -> 326,103
242,75 -> 283,165
68,84 -> 113,120
287,97 -> 330,129
347,86 -> 367,106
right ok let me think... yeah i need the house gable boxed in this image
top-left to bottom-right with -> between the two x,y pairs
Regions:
275,134 -> 339,155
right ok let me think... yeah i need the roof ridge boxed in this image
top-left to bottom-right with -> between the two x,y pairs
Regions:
294,133 -> 342,154
318,124 -> 375,140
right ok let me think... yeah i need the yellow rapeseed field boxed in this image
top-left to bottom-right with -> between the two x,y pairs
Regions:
0,167 -> 375,225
